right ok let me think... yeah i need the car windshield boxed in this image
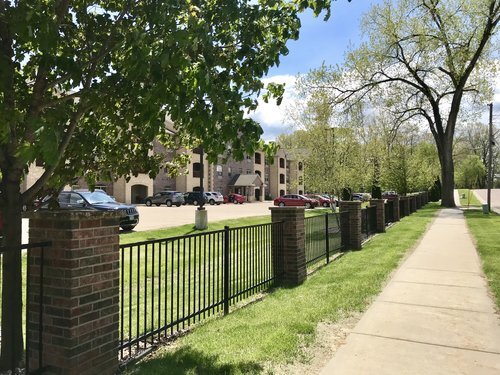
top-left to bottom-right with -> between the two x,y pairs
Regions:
80,191 -> 116,204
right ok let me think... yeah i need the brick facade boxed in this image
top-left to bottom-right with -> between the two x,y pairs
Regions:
28,211 -> 120,375
387,195 -> 401,222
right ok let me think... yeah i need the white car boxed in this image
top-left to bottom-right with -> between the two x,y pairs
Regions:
204,192 -> 224,205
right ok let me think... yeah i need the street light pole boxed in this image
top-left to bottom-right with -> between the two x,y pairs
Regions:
488,103 -> 493,213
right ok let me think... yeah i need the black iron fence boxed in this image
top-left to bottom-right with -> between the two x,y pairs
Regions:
304,213 -> 343,268
119,221 -> 284,362
361,206 -> 377,241
0,241 -> 52,374
385,200 -> 394,225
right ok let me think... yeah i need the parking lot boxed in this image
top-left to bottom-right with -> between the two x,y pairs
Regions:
134,201 -> 275,231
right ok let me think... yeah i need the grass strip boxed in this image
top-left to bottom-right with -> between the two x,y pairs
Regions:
458,189 -> 482,207
127,203 -> 439,375
464,210 -> 500,310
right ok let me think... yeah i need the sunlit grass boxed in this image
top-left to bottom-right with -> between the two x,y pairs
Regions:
458,189 -> 482,207
127,203 -> 440,375
464,210 -> 500,309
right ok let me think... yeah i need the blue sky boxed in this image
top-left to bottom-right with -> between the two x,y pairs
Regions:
250,0 -> 384,140
250,0 -> 500,140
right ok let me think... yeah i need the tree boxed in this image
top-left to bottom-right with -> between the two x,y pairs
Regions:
456,154 -> 487,189
0,1 -> 338,369
303,0 -> 500,207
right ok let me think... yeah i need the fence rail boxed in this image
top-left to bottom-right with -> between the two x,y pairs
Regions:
0,241 -> 52,374
305,213 -> 343,268
119,221 -> 283,361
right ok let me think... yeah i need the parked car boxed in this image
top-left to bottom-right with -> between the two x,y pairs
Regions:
204,191 -> 224,205
382,191 -> 398,198
144,191 -> 184,207
51,189 -> 139,231
305,194 -> 332,208
227,193 -> 246,204
183,191 -> 205,206
273,194 -> 318,208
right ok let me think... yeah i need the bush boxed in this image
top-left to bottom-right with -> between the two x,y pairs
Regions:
428,177 -> 441,202
371,185 -> 382,199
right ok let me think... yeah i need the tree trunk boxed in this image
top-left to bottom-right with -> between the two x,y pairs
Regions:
439,138 -> 456,208
0,177 -> 24,371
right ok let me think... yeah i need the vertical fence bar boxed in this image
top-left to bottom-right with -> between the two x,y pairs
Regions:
223,226 -> 230,315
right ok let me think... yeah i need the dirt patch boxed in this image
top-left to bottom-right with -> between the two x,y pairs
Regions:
264,313 -> 361,375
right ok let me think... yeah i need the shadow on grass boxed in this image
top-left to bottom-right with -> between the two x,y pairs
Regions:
131,346 -> 263,375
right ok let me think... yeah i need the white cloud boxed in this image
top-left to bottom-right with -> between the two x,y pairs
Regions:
249,74 -> 298,141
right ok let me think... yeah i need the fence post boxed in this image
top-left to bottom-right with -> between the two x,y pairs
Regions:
370,199 -> 386,233
28,210 -> 120,375
325,213 -> 330,264
269,207 -> 306,286
223,226 -> 230,315
339,201 -> 362,250
410,195 -> 417,213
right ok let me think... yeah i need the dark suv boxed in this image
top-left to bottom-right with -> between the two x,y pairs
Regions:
56,190 -> 139,231
144,191 -> 184,207
183,192 -> 205,206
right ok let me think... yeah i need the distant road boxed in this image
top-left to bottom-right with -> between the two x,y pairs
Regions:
473,189 -> 500,214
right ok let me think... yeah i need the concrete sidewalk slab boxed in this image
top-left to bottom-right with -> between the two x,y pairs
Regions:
320,208 -> 500,374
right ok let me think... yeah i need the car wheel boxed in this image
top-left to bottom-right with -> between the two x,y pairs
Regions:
209,199 -> 215,205
216,202 -> 220,205
193,200 -> 198,206
166,200 -> 172,207
323,202 -> 329,208
176,204 -> 181,207
305,202 -> 311,209
279,202 -> 285,207
121,225 -> 136,231
145,199 -> 152,207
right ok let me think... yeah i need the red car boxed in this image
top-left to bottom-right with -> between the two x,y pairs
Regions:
227,193 -> 245,204
273,194 -> 318,209
305,194 -> 332,208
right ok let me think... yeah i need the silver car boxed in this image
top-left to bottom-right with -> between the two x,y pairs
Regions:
144,191 -> 184,207
204,191 -> 224,205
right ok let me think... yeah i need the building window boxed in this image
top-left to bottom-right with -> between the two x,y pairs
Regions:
298,162 -> 303,171
255,170 -> 261,177
239,168 -> 243,174
228,167 -> 232,177
265,173 -> 269,182
298,176 -> 303,186
193,147 -> 202,154
193,162 -> 202,178
279,158 -> 285,168
216,165 -> 223,178
299,190 -> 303,195
35,159 -> 44,167
279,173 -> 285,184
246,169 -> 251,174
255,152 -> 262,164
279,189 -> 285,196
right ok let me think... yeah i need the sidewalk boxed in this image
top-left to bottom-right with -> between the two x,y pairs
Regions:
320,209 -> 500,374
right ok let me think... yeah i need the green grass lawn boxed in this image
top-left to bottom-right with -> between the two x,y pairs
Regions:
126,203 -> 439,375
458,189 -> 482,207
464,210 -> 500,310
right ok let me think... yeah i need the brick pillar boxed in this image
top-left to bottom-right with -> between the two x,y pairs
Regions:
270,207 -> 306,285
28,210 -> 120,375
400,197 -> 410,217
388,196 -> 400,222
410,196 -> 417,213
339,201 -> 362,250
415,194 -> 421,209
370,199 -> 385,233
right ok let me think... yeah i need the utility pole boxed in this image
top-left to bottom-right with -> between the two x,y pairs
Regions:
487,103 -> 493,213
